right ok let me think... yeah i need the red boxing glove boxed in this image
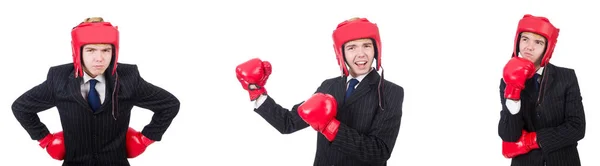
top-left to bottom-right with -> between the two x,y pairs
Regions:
126,127 -> 155,158
502,130 -> 540,158
503,57 -> 536,100
38,131 -> 65,160
235,58 -> 272,101
298,93 -> 340,142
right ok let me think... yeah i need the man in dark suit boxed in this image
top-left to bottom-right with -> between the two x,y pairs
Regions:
12,17 -> 180,166
235,17 -> 404,166
498,14 -> 586,166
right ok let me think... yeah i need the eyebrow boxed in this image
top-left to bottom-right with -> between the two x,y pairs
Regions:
345,44 -> 357,49
345,43 -> 373,48
84,47 -> 111,50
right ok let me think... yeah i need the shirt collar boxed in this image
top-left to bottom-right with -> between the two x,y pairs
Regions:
83,71 -> 106,84
536,66 -> 544,75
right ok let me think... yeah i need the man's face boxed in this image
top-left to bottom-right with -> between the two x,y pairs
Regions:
82,44 -> 112,78
518,32 -> 546,66
343,38 -> 375,77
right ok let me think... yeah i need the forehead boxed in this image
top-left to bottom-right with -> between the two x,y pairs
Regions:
521,32 -> 545,40
83,44 -> 112,49
345,38 -> 373,45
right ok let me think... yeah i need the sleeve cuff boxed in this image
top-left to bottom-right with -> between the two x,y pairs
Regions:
254,94 -> 268,109
505,99 -> 521,115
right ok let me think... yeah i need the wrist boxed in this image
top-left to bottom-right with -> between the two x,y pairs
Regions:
38,133 -> 53,148
249,88 -> 267,101
141,135 -> 155,147
322,119 -> 340,142
504,84 -> 523,100
528,132 -> 540,149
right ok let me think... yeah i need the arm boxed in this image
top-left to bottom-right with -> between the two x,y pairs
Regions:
536,70 -> 585,153
498,78 -> 525,142
329,86 -> 403,163
12,67 -> 56,140
253,95 -> 310,134
252,79 -> 337,134
132,66 -> 180,141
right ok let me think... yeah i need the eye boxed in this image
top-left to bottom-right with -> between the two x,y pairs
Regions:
536,41 -> 545,45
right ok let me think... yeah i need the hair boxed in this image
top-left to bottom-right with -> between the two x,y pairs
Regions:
347,17 -> 361,21
84,17 -> 104,23
521,32 -> 547,43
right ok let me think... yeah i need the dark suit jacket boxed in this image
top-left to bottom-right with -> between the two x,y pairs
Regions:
255,69 -> 404,166
12,63 -> 180,166
498,63 -> 586,166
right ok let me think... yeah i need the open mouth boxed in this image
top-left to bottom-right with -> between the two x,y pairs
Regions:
355,61 -> 367,69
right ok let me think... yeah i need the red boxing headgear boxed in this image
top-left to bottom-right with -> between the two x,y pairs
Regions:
71,22 -> 120,78
512,14 -> 559,67
332,18 -> 382,76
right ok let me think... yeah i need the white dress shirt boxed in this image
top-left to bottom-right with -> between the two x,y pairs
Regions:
80,72 -> 106,104
505,67 -> 544,115
253,70 -> 370,109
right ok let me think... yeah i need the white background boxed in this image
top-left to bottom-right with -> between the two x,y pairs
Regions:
0,0 -> 598,165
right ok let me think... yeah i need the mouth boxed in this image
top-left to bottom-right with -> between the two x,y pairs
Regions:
92,65 -> 105,69
522,52 -> 533,57
355,61 -> 367,69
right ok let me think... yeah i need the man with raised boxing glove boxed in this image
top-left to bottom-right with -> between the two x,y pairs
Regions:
498,14 -> 586,166
236,17 -> 404,165
12,17 -> 180,166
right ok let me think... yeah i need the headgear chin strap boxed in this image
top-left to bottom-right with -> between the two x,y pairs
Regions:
71,22 -> 120,78
332,18 -> 382,76
512,14 -> 560,67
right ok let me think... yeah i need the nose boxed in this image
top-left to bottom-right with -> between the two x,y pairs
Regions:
92,53 -> 105,62
356,47 -> 367,58
523,40 -> 534,51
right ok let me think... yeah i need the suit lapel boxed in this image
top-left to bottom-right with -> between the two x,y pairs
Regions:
343,70 -> 380,108
328,77 -> 346,110
68,71 -> 93,112
538,64 -> 556,105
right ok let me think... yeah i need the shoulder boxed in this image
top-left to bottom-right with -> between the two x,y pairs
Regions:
116,63 -> 140,72
547,63 -> 578,81
115,63 -> 141,77
548,63 -> 576,75
383,79 -> 404,94
382,79 -> 404,104
47,63 -> 74,74
381,79 -> 404,113
314,76 -> 344,93
321,75 -> 344,86
45,63 -> 74,81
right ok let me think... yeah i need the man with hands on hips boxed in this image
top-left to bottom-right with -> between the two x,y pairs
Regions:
12,17 -> 180,166
499,14 -> 585,166
236,17 -> 404,165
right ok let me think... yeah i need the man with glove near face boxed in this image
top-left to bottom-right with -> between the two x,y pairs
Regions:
236,17 -> 404,165
12,17 -> 180,166
498,14 -> 586,166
